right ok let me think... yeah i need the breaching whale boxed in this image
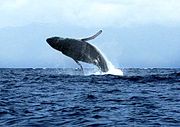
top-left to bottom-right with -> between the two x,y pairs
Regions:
46,30 -> 108,73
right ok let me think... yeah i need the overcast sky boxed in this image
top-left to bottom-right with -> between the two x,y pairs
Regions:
0,0 -> 180,68
1,0 -> 180,28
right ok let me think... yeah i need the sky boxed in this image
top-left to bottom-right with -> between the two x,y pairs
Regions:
0,0 -> 180,68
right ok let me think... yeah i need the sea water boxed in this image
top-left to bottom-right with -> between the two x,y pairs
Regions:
0,68 -> 180,126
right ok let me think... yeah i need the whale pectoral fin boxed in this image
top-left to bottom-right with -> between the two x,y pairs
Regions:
81,30 -> 102,42
73,59 -> 84,74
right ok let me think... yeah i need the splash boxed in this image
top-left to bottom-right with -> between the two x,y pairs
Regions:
98,46 -> 123,76
89,44 -> 123,76
87,61 -> 123,76
105,61 -> 123,76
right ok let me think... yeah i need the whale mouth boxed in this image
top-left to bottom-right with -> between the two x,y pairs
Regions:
46,37 -> 57,47
46,38 -> 53,43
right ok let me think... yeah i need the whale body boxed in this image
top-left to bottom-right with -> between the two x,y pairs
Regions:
46,30 -> 108,72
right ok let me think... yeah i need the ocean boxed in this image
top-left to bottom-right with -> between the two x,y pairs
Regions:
0,68 -> 179,126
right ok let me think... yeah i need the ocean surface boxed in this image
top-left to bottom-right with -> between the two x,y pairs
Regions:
0,68 -> 180,127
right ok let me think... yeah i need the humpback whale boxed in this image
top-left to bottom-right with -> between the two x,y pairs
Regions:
46,30 -> 108,73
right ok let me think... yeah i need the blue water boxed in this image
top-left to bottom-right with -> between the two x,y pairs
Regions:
0,68 -> 180,126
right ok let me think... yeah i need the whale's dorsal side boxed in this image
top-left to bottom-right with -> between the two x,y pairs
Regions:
81,30 -> 102,42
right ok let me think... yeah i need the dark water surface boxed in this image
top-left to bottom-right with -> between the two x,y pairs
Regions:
0,68 -> 180,126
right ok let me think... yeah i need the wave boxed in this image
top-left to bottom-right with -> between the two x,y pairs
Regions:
108,72 -> 180,83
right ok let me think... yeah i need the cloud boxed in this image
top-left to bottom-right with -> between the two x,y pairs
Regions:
0,0 -> 180,28
0,0 -> 27,10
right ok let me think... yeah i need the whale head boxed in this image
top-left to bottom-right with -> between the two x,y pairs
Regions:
46,37 -> 64,51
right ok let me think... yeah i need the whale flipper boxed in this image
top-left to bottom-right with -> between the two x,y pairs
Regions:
81,30 -> 102,42
74,59 -> 84,74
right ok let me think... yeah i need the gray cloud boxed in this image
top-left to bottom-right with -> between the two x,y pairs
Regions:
0,0 -> 180,28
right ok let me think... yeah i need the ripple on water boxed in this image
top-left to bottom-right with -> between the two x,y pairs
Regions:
0,68 -> 180,126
